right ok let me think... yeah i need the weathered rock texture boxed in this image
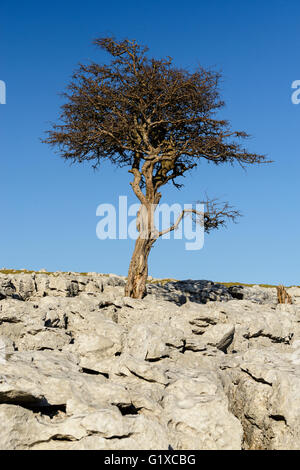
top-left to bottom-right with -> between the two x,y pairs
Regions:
0,271 -> 299,450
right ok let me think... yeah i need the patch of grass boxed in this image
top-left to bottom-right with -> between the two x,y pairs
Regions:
0,269 -> 91,277
218,281 -> 300,289
147,278 -> 177,285
0,269 -> 44,275
218,281 -> 277,288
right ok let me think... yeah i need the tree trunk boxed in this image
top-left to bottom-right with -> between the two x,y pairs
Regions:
125,236 -> 153,299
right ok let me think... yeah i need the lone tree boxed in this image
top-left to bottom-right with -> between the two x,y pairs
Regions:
44,37 -> 266,299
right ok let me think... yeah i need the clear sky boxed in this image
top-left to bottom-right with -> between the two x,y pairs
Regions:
1,0 -> 299,284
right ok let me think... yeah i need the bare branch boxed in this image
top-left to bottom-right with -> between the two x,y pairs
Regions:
129,168 -> 147,205
158,209 -> 203,237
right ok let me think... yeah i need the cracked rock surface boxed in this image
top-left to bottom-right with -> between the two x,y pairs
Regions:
0,272 -> 299,449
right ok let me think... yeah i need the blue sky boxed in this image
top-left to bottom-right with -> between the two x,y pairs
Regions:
1,0 -> 299,284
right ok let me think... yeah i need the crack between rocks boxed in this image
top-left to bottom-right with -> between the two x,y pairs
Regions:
0,400 -> 67,418
241,368 -> 272,386
27,433 -> 85,448
81,367 -> 108,378
128,369 -> 166,385
105,433 -> 134,440
145,355 -> 169,362
244,332 -> 291,344
269,414 -> 287,425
